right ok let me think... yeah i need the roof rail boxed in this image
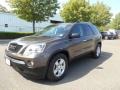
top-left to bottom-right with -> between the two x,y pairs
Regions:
75,21 -> 80,23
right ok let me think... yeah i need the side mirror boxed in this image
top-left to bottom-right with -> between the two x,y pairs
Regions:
69,33 -> 80,39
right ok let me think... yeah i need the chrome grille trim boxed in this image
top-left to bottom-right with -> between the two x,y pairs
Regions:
8,42 -> 27,54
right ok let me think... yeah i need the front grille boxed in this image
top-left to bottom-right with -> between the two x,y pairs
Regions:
8,43 -> 23,53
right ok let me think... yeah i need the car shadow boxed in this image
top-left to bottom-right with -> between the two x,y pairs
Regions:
25,51 -> 112,85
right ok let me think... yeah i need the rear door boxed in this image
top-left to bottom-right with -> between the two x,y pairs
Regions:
81,24 -> 95,52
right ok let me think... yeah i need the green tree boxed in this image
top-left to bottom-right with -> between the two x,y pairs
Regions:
8,0 -> 59,33
111,13 -> 120,30
60,0 -> 91,22
60,0 -> 112,28
90,2 -> 112,27
0,4 -> 8,12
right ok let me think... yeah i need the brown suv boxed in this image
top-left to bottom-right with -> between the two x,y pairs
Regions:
5,22 -> 102,81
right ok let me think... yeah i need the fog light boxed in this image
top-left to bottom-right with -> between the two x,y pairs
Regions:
26,60 -> 34,68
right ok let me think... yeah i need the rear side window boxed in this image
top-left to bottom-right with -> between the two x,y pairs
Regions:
91,25 -> 100,34
81,24 -> 94,36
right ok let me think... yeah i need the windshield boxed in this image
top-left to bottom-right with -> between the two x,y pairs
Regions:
35,24 -> 70,37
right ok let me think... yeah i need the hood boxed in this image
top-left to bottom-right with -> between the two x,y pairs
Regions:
12,35 -> 62,45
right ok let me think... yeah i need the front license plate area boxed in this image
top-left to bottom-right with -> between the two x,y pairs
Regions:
5,58 -> 11,66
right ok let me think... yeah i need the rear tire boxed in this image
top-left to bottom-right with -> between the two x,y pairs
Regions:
47,53 -> 68,81
92,44 -> 101,59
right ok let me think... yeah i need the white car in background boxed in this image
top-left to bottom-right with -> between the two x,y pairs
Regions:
101,29 -> 119,40
108,29 -> 119,39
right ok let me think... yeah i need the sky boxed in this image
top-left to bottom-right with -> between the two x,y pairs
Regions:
0,0 -> 120,18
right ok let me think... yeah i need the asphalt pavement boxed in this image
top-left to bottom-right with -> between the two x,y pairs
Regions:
0,39 -> 120,90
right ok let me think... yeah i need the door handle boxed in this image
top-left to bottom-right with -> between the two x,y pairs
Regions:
83,40 -> 87,42
83,39 -> 93,42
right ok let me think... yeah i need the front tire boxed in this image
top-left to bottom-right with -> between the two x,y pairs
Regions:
47,54 -> 68,81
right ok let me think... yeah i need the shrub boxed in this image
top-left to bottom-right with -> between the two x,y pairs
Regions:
0,32 -> 33,39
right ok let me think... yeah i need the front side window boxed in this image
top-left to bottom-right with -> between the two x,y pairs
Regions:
71,24 -> 84,37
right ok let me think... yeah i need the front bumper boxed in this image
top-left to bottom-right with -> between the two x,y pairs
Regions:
5,55 -> 47,79
5,50 -> 50,79
108,35 -> 114,38
11,61 -> 47,79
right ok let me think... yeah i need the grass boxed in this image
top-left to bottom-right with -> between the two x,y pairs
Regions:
0,32 -> 34,39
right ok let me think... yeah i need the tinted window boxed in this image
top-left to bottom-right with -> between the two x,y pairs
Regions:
91,25 -> 100,34
71,24 -> 84,37
81,24 -> 94,36
35,24 -> 71,37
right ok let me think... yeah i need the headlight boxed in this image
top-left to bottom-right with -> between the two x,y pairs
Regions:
7,42 -> 11,50
23,43 -> 46,58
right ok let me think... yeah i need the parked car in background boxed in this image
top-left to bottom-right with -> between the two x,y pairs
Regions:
101,31 -> 113,40
5,22 -> 102,81
109,29 -> 119,39
116,30 -> 120,38
101,30 -> 119,40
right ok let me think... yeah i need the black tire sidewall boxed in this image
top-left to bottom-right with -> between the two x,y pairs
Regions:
47,53 -> 68,81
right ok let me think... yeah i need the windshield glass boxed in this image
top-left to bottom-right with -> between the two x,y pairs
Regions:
35,24 -> 70,37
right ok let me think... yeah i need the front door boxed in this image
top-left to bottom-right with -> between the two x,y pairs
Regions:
68,24 -> 87,58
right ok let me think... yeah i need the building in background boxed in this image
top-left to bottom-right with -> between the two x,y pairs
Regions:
0,12 -> 63,32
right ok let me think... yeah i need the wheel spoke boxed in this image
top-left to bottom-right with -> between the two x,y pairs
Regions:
55,61 -> 59,66
59,59 -> 64,64
54,69 -> 57,75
